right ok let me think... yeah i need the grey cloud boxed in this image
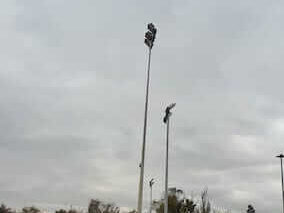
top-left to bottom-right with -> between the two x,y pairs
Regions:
1,1 -> 284,213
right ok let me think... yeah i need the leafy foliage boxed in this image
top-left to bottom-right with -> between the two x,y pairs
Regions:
22,207 -> 40,213
0,190 -> 233,213
196,189 -> 211,213
0,204 -> 13,213
88,199 -> 119,213
88,200 -> 101,213
155,188 -> 196,213
55,210 -> 67,213
55,209 -> 80,213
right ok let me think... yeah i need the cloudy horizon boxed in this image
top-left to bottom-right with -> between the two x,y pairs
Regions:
1,1 -> 284,213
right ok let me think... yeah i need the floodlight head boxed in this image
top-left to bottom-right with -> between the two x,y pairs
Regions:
144,38 -> 152,48
147,23 -> 156,34
167,103 -> 176,111
163,103 -> 176,123
144,23 -> 157,49
247,205 -> 255,213
149,178 -> 154,186
276,154 -> 284,158
145,31 -> 154,41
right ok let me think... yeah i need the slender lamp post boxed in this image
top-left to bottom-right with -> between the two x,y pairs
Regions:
277,153 -> 284,213
163,103 -> 176,213
149,178 -> 154,213
137,23 -> 157,213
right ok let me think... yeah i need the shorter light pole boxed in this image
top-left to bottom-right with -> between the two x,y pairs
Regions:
276,153 -> 284,213
149,178 -> 154,213
163,103 -> 176,213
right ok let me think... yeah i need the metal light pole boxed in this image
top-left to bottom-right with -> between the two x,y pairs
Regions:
163,103 -> 176,213
149,178 -> 154,213
137,23 -> 157,213
276,154 -> 284,213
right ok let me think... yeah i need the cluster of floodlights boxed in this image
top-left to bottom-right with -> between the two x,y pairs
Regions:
247,205 -> 255,213
144,23 -> 157,49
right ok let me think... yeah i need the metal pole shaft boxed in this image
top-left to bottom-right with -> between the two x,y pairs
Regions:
281,158 -> 284,213
149,185 -> 152,213
164,118 -> 170,213
137,47 -> 152,213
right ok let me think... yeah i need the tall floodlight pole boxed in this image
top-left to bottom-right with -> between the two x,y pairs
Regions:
163,103 -> 176,213
276,154 -> 284,213
149,178 -> 154,213
137,23 -> 157,213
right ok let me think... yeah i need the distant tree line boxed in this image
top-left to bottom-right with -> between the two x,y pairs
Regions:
0,199 -> 120,213
0,188 -> 256,213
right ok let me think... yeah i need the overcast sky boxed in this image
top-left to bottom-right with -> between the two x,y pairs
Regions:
1,0 -> 284,213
